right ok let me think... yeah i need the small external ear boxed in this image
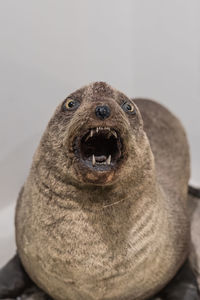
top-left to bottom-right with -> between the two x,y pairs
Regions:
130,100 -> 144,130
0,254 -> 31,298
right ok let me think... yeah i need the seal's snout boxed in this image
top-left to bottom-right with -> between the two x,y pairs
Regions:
95,105 -> 110,120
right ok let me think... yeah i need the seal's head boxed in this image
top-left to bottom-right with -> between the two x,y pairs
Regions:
39,82 -> 152,186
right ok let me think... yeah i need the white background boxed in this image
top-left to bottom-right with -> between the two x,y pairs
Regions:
0,0 -> 199,266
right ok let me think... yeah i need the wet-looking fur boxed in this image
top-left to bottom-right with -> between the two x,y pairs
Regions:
15,82 -> 192,300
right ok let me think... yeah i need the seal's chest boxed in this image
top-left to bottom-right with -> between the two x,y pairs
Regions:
41,212 -> 145,299
21,201 -> 183,299
46,211 -> 134,280
39,211 -> 169,300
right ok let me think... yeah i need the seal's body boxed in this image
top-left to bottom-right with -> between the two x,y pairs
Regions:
15,82 -> 190,300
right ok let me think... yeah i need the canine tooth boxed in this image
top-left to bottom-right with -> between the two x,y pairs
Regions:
111,130 -> 117,138
90,130 -> 94,137
107,155 -> 111,165
92,154 -> 96,166
96,127 -> 99,133
85,133 -> 90,142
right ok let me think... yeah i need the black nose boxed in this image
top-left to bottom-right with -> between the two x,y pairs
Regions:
95,105 -> 110,120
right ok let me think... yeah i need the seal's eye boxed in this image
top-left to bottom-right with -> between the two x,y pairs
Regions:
63,99 -> 80,111
122,102 -> 136,114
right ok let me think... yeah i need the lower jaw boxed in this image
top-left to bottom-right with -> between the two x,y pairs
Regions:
75,160 -> 118,185
80,158 -> 115,172
83,171 -> 116,185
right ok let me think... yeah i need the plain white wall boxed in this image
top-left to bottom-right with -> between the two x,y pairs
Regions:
0,0 -> 199,266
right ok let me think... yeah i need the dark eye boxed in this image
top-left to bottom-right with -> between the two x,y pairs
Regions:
63,98 -> 80,111
122,102 -> 136,114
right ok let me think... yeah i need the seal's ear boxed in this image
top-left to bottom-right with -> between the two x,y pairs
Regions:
0,254 -> 30,298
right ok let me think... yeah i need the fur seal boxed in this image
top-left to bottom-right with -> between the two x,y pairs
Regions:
0,82 -> 199,299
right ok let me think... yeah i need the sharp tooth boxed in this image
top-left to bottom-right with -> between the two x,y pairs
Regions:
85,132 -> 90,142
90,129 -> 94,137
107,155 -> 111,165
96,127 -> 99,133
111,130 -> 117,138
92,154 -> 96,166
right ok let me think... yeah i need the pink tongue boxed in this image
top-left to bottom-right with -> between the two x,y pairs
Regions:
95,155 -> 107,162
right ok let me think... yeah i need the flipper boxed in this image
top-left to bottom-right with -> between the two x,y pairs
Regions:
0,254 -> 52,300
189,185 -> 200,291
0,254 -> 30,299
157,259 -> 200,300
18,285 -> 52,300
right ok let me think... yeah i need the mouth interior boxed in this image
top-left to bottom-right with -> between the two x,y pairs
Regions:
79,128 -> 122,167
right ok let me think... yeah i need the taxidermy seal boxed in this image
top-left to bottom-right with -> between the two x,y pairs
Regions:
0,82 -> 199,300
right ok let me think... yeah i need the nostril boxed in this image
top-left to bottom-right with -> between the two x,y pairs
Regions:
95,105 -> 110,120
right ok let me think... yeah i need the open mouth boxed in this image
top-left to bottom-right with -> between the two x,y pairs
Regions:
74,127 -> 123,171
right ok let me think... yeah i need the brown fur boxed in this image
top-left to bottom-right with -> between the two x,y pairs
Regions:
15,82 -> 191,300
